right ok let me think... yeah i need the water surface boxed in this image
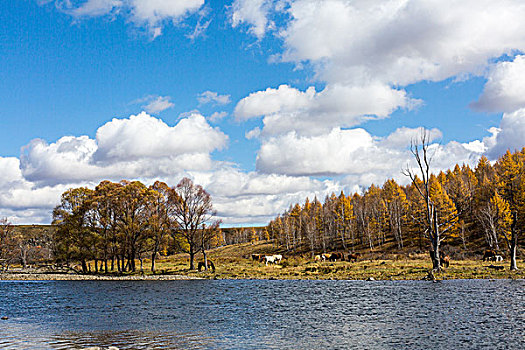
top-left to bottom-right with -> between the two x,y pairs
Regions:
0,279 -> 523,349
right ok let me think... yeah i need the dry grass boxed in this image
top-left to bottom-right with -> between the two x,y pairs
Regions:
142,242 -> 525,280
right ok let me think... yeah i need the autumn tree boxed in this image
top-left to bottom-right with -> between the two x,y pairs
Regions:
114,180 -> 154,272
52,187 -> 96,273
0,218 -> 14,271
146,181 -> 171,273
476,191 -> 511,251
335,191 -> 354,250
168,177 -> 219,270
382,179 -> 408,249
495,150 -> 523,270
91,180 -> 121,273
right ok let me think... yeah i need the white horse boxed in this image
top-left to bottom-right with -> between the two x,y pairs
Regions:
265,254 -> 283,266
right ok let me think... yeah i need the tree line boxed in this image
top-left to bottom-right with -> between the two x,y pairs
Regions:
268,146 -> 524,270
0,221 -> 54,271
51,177 -> 221,273
1,144 -> 523,274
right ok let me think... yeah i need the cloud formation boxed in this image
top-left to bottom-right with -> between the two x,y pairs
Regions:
51,0 -> 204,36
8,1 -> 525,226
142,96 -> 175,113
19,112 -> 227,186
231,0 -> 273,39
280,0 -> 525,85
486,108 -> 525,158
234,0 -> 525,139
472,55 -> 525,113
235,84 -> 418,136
197,91 -> 231,106
256,127 -> 485,179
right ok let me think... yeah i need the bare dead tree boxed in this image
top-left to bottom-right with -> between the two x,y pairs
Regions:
0,218 -> 13,271
402,131 -> 443,271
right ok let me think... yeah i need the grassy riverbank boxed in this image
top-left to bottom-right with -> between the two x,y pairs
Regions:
2,241 -> 523,281
152,243 -> 524,280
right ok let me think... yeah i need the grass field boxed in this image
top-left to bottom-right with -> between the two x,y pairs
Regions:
133,241 -> 525,281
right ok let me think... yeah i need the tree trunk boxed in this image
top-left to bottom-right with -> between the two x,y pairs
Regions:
431,209 -> 441,271
130,247 -> 136,272
81,259 -> 88,274
189,248 -> 195,270
151,252 -> 156,273
510,212 -> 518,271
203,248 -> 208,271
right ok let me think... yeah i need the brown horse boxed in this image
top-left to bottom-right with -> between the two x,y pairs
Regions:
251,254 -> 264,262
429,250 -> 451,268
441,255 -> 450,268
347,252 -> 361,262
482,250 -> 497,262
198,260 -> 215,273
328,252 -> 344,261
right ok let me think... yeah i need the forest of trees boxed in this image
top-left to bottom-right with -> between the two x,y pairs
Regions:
267,149 -> 525,270
50,177 -> 222,273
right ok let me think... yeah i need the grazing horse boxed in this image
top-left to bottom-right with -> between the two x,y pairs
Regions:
197,260 -> 215,273
483,250 -> 497,262
314,255 -> 322,262
347,252 -> 361,262
486,255 -> 504,262
328,252 -> 344,261
252,254 -> 263,261
321,253 -> 332,261
429,250 -> 451,268
441,255 -> 450,268
264,254 -> 283,266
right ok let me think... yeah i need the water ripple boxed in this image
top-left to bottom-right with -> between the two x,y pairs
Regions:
0,279 -> 523,349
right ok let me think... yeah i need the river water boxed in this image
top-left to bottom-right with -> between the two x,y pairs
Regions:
0,279 -> 523,349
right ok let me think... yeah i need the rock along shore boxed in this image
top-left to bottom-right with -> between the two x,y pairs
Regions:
0,272 -> 201,281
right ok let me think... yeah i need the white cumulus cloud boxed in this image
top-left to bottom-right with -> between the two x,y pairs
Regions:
472,55 -> 525,113
486,108 -> 525,158
281,0 -> 525,86
18,112 -> 227,186
256,127 -> 486,185
231,0 -> 273,39
235,83 -> 418,136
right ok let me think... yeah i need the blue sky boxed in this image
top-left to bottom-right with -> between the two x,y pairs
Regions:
1,0 -> 525,225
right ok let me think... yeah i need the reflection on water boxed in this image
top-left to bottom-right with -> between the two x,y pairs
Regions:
0,326 -> 212,350
0,279 -> 524,349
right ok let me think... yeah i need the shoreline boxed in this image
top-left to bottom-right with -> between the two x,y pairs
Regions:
0,273 -> 202,281
1,271 -> 522,281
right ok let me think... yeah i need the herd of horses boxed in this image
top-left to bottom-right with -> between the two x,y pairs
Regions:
250,252 -> 361,265
194,249 -> 507,272
251,254 -> 283,265
482,250 -> 504,262
248,249 -> 505,268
